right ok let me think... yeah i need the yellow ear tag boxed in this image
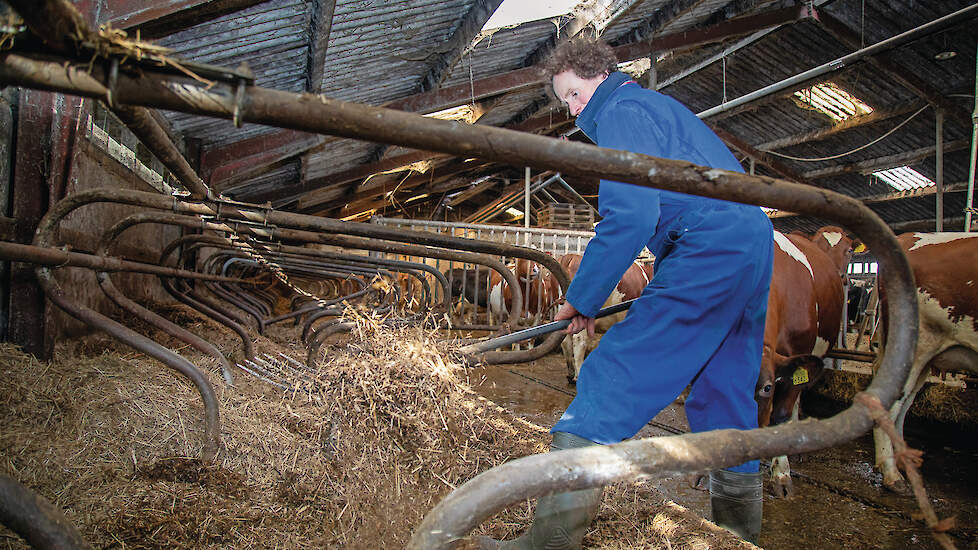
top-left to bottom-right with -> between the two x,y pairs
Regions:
792,367 -> 809,386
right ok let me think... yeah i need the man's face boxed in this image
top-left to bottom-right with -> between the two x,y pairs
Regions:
552,70 -> 609,116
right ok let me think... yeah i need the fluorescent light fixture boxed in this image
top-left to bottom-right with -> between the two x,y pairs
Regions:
793,83 -> 873,122
872,166 -> 935,191
405,193 -> 430,203
505,207 -> 524,218
482,0 -> 579,30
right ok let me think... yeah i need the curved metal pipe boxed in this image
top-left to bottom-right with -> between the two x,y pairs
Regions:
0,473 -> 92,550
307,320 -> 356,367
159,239 -> 256,361
35,267 -> 222,462
96,218 -> 236,385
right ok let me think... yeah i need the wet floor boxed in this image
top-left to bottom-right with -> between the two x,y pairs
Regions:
469,354 -> 978,550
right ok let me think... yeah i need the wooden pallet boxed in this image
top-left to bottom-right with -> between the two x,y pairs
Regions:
536,203 -> 595,229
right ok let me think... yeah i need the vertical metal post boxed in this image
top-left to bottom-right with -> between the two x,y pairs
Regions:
966,44 -> 978,232
935,108 -> 944,231
749,157 -> 756,175
524,166 -> 531,228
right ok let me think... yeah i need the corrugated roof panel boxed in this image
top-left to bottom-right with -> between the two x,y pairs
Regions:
319,0 -> 475,105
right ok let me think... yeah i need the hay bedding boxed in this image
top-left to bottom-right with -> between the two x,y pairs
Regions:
1,303 -> 749,549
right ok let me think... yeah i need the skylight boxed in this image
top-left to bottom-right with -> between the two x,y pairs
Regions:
482,0 -> 579,30
872,166 -> 935,191
793,82 -> 873,122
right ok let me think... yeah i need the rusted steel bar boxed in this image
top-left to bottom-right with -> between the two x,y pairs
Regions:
30,191 -> 535,328
35,266 -> 222,462
200,254 -> 266,332
175,247 -> 254,330
307,320 -> 356,366
6,0 -> 211,199
159,239 -> 255,361
0,473 -> 92,550
110,104 -> 210,199
0,240 -> 243,282
96,273 -> 236,384
96,216 -> 238,385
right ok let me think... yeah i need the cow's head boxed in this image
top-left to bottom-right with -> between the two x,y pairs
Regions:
812,226 -> 859,280
769,355 -> 826,426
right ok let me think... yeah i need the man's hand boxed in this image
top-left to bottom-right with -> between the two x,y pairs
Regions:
554,301 -> 596,336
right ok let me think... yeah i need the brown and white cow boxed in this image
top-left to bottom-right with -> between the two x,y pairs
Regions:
556,253 -> 651,383
875,232 -> 978,492
757,227 -> 854,497
488,258 -> 560,325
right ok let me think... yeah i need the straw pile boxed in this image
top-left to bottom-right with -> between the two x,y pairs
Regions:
0,303 -> 750,549
813,368 -> 977,426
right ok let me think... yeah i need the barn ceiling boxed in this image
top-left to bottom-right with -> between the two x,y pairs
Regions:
54,0 -> 978,233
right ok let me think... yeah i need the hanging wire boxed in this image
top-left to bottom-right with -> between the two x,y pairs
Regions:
721,55 -> 727,104
468,51 -> 476,107
763,104 -> 930,162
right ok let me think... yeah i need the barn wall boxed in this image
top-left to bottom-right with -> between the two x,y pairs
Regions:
47,98 -> 183,340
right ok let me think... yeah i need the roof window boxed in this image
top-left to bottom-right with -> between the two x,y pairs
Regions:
793,82 -> 873,122
872,166 -> 935,191
482,0 -> 580,30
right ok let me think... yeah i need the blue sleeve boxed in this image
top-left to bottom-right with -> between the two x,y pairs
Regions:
565,101 -> 664,316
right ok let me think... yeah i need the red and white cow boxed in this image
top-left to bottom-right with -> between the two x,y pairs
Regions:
556,253 -> 652,383
757,226 -> 854,497
488,258 -> 560,325
875,232 -> 978,492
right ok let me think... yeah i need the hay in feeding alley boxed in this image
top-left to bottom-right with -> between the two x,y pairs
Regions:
1,303 -> 750,549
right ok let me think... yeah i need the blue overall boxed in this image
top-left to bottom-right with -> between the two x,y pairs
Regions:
552,72 -> 773,473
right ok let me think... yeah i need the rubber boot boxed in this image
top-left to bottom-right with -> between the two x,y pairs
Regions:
475,431 -> 602,550
709,469 -> 763,545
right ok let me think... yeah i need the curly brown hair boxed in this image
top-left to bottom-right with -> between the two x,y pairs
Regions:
541,38 -> 618,81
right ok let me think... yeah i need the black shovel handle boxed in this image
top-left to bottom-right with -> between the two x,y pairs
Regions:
459,299 -> 637,354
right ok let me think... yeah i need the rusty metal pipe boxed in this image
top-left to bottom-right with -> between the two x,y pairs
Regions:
0,473 -> 92,550
6,0 -> 210,199
35,267 -> 222,462
159,239 -> 256,361
0,240 -> 242,282
307,320 -> 356,366
200,254 -> 266,331
96,217 -> 238,384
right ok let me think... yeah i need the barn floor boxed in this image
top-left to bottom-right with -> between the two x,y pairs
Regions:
1,305 -> 975,549
472,354 -> 978,550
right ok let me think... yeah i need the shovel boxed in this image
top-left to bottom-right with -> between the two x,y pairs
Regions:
460,299 -> 637,354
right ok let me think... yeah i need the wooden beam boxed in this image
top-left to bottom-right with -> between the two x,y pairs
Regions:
209,134 -> 324,190
305,0 -> 335,94
199,129 -> 323,180
709,126 -> 807,183
756,100 -> 926,151
331,161 -> 491,217
296,151 -> 452,210
768,181 -> 971,219
447,177 -> 498,207
71,0 -> 270,38
291,109 -> 572,209
801,139 -> 971,180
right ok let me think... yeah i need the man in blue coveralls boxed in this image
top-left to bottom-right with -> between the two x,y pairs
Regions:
477,39 -> 773,549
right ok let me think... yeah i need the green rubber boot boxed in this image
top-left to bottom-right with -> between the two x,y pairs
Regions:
709,469 -> 763,545
475,432 -> 602,550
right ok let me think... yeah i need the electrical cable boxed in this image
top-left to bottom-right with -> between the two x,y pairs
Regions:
763,104 -> 930,162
